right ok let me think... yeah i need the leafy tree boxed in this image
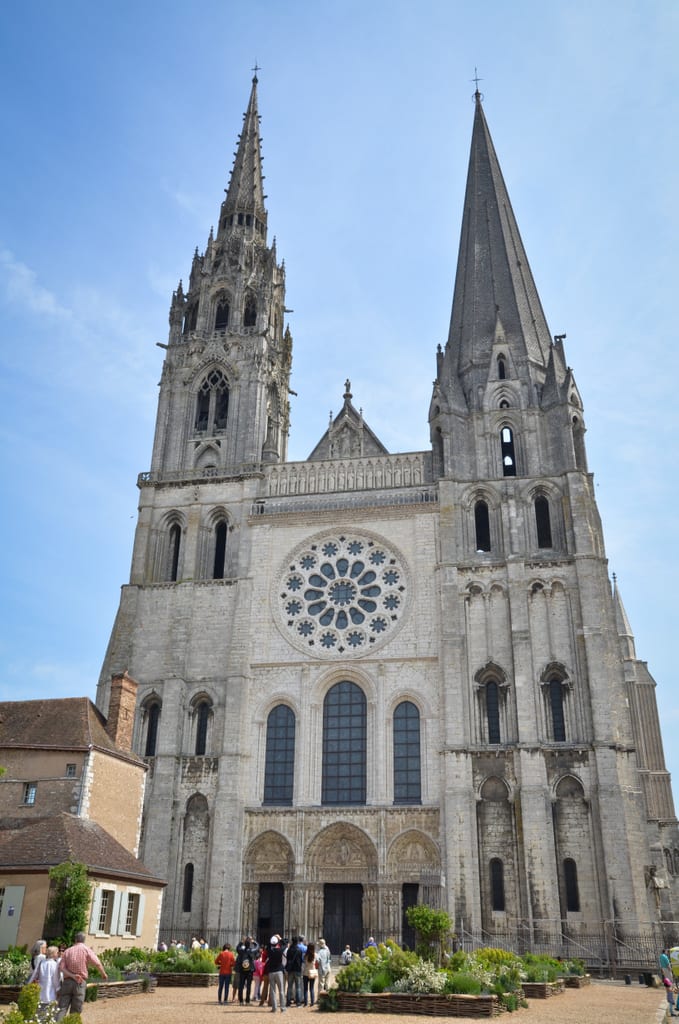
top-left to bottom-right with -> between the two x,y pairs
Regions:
45,861 -> 91,944
405,904 -> 453,965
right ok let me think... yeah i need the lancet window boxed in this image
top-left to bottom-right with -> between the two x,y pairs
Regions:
194,369 -> 229,435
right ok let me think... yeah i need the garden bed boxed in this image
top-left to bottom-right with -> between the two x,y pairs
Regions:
521,980 -> 565,998
153,972 -> 218,987
563,975 -> 591,988
0,978 -> 156,1004
320,991 -> 505,1016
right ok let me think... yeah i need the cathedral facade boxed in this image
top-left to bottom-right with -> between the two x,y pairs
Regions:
97,77 -> 679,955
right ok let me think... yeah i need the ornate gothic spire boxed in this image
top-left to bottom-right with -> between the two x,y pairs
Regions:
218,74 -> 267,240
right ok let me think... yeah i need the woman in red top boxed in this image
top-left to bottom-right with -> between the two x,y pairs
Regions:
215,943 -> 236,1004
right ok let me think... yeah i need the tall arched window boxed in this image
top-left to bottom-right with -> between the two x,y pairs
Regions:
497,356 -> 507,380
194,700 -> 212,755
486,681 -> 501,744
535,496 -> 553,548
183,303 -> 198,335
263,705 -> 295,806
563,858 -> 580,912
213,520 -> 228,579
168,523 -> 181,582
144,701 -> 161,757
243,293 -> 257,327
214,297 -> 230,330
500,426 -> 517,476
194,369 -> 230,435
474,500 -> 491,552
393,701 -> 421,805
322,682 -> 366,805
182,863 -> 194,912
490,858 -> 505,911
549,678 -> 566,742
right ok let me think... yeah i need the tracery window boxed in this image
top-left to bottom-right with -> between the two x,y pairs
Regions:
263,705 -> 295,806
214,297 -> 230,330
194,369 -> 229,435
322,681 -> 366,805
393,701 -> 421,805
243,293 -> 257,327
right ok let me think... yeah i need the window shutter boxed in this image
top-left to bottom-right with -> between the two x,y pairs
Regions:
136,894 -> 146,937
111,891 -> 124,935
89,888 -> 103,933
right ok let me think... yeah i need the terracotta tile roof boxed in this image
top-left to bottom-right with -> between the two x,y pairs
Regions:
0,813 -> 165,886
0,698 -> 144,766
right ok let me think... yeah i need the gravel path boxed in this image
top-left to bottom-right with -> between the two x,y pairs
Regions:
79,980 -> 666,1024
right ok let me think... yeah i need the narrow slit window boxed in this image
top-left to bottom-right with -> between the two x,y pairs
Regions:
213,521 -> 227,579
182,863 -> 194,912
195,700 -> 211,755
243,294 -> 257,327
474,500 -> 491,552
490,858 -> 505,911
145,702 -> 161,756
497,357 -> 506,380
564,858 -> 580,912
168,524 -> 181,582
215,299 -> 230,330
486,682 -> 501,744
549,678 -> 566,742
535,496 -> 553,548
501,427 -> 517,476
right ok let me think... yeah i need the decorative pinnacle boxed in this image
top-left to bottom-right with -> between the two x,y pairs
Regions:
343,379 -> 352,402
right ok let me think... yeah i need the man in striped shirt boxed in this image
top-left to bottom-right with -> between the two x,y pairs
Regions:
56,931 -> 107,1020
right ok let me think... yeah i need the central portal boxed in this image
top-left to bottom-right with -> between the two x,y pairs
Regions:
323,883 -> 363,954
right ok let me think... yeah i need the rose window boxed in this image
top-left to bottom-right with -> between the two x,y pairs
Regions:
275,532 -> 409,658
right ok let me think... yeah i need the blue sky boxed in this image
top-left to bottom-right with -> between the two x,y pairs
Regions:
1,2 -> 678,789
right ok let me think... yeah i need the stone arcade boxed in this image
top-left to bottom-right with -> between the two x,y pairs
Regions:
96,77 -> 679,953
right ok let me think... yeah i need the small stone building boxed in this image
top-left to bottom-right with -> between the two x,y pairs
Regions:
0,674 -> 165,950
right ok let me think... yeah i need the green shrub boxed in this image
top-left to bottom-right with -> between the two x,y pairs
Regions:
0,955 -> 31,985
60,1015 -> 84,1024
317,988 -> 339,1012
393,960 -> 447,994
444,971 -> 482,994
520,954 -> 561,983
370,968 -> 392,993
336,957 -> 373,992
17,982 -> 40,1020
85,983 -> 98,1001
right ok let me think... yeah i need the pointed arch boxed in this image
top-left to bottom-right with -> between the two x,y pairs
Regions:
500,425 -> 517,476
474,500 -> 491,552
142,696 -> 162,757
534,495 -> 553,548
243,291 -> 257,328
214,292 -> 231,330
189,693 -> 214,755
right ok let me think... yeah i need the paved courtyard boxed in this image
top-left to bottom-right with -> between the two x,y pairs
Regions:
79,979 -> 666,1024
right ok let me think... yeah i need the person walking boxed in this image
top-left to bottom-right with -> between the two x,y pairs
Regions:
56,931 -> 107,1020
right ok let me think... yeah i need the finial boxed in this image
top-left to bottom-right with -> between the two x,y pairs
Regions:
471,67 -> 483,103
252,61 -> 261,83
343,379 -> 352,402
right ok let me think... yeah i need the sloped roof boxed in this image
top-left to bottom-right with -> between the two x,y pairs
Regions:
0,813 -> 164,886
308,380 -> 388,461
0,697 -> 144,766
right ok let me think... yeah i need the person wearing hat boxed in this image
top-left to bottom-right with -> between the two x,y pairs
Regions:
267,936 -> 287,1012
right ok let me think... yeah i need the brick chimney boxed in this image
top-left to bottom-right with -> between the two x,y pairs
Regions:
106,671 -> 138,752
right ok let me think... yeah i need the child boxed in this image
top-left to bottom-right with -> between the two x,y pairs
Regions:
663,976 -> 676,1016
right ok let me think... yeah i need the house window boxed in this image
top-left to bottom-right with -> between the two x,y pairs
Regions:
322,681 -> 366,805
501,427 -> 517,476
65,764 -> 77,778
125,893 -> 140,933
564,858 -> 580,912
490,858 -> 505,911
23,782 -> 37,806
474,500 -> 491,552
535,496 -> 553,548
263,705 -> 295,806
183,864 -> 194,913
97,889 -> 114,932
393,701 -> 421,805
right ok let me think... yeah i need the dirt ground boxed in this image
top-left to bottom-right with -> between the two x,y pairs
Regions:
79,979 -> 666,1024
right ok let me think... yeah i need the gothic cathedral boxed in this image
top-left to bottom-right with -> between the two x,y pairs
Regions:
97,77 -> 679,953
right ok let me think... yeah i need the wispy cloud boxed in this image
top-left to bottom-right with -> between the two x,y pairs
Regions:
0,248 -> 73,320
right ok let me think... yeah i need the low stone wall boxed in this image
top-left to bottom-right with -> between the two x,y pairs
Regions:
522,980 -> 565,998
321,991 -> 504,1017
153,972 -> 218,987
